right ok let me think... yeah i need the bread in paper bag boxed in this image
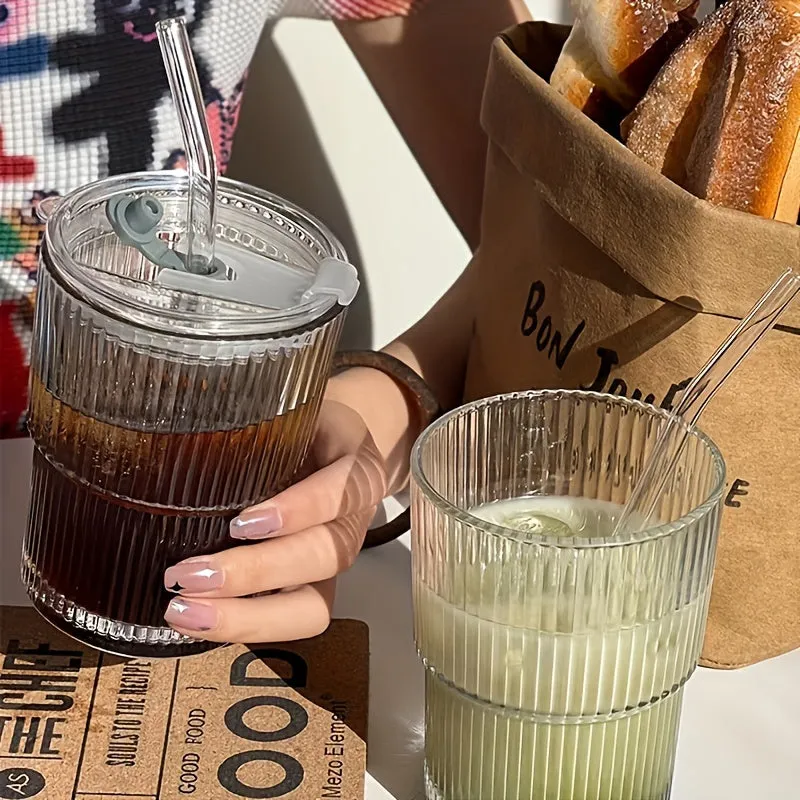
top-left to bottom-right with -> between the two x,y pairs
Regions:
463,22 -> 800,668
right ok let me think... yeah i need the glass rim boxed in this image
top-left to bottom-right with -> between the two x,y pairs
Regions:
410,389 -> 726,549
43,172 -> 348,339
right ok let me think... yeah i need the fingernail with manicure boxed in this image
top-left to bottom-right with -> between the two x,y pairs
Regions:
164,598 -> 217,632
164,559 -> 223,594
230,505 -> 282,540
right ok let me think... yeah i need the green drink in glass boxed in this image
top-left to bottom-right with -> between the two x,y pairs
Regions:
411,392 -> 725,800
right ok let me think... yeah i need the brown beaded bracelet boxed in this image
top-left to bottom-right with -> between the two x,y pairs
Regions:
332,350 -> 442,549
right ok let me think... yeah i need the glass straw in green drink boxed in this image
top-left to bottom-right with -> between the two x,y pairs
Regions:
614,268 -> 800,535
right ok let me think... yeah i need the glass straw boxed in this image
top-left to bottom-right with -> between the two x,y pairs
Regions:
156,17 -> 217,275
614,268 -> 800,535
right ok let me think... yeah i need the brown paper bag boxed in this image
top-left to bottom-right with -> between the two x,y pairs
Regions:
463,22 -> 800,669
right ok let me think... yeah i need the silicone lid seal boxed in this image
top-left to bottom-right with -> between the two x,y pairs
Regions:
107,192 -> 359,310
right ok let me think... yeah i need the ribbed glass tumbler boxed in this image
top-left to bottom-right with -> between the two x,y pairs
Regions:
411,391 -> 726,800
23,173 -> 351,658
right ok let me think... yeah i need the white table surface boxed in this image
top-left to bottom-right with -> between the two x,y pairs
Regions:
2,437 -> 798,800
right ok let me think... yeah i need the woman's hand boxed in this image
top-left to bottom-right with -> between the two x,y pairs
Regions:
162,397 -> 389,644
160,247 -> 480,644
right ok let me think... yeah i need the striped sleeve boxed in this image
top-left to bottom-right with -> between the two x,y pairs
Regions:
279,0 -> 430,20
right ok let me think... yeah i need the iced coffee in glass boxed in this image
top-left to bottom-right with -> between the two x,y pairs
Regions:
23,172 -> 357,657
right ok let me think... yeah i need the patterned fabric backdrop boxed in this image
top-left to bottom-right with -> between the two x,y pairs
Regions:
0,0 -> 426,438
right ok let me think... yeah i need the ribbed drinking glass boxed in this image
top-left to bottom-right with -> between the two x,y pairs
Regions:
411,390 -> 725,800
23,173 -> 353,658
